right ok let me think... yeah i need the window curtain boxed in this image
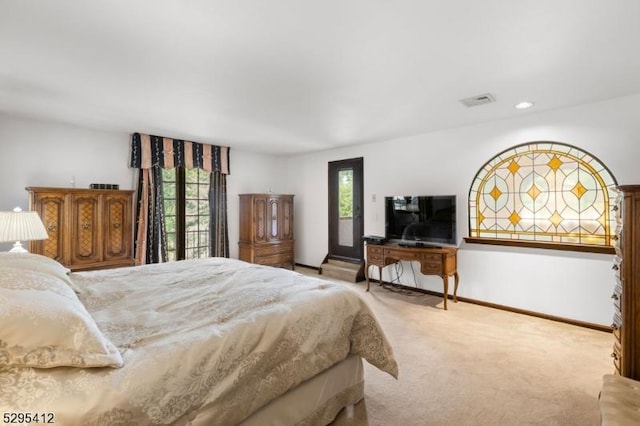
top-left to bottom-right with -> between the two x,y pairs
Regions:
209,172 -> 229,257
134,167 -> 167,264
130,133 -> 230,264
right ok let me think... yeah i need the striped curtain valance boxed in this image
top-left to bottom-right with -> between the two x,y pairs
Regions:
130,133 -> 230,174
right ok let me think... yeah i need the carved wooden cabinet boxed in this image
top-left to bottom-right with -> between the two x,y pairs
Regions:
613,185 -> 640,380
27,187 -> 135,271
238,193 -> 294,269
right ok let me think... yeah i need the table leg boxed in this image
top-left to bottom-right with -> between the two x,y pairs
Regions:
365,264 -> 370,291
453,272 -> 459,303
365,265 -> 384,292
442,275 -> 449,310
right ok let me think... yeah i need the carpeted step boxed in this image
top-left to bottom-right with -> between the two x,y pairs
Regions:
321,259 -> 362,283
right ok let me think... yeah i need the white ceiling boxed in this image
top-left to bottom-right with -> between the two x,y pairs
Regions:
1,0 -> 640,155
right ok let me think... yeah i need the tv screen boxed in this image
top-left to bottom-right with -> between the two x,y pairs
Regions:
385,195 -> 457,247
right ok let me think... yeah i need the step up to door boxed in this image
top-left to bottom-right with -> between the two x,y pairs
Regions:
320,258 -> 364,283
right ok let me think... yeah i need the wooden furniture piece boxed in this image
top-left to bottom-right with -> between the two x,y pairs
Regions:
27,187 -> 134,271
612,185 -> 640,380
365,242 -> 459,310
238,193 -> 294,269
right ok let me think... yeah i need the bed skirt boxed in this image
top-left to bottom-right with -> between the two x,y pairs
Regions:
188,355 -> 364,426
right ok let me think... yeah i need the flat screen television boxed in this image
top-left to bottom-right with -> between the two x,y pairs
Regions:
385,195 -> 457,247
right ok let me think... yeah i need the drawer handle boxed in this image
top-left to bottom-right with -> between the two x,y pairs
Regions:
612,264 -> 619,270
612,323 -> 618,330
611,352 -> 619,360
611,293 -> 619,300
82,222 -> 91,230
612,205 -> 619,211
113,221 -> 121,229
47,223 -> 56,231
612,235 -> 619,241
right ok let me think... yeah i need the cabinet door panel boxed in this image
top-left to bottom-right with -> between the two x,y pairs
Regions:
69,194 -> 101,264
103,194 -> 132,260
254,197 -> 268,242
281,196 -> 294,240
269,198 -> 280,240
30,193 -> 65,263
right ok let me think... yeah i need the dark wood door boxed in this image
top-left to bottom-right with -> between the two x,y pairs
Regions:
328,157 -> 364,261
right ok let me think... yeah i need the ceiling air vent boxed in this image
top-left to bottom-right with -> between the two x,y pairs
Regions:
460,93 -> 496,107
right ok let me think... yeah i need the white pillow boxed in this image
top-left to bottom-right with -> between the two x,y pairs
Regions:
0,266 -> 123,368
0,252 -> 72,285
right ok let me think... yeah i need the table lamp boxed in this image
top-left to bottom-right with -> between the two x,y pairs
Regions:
0,207 -> 49,253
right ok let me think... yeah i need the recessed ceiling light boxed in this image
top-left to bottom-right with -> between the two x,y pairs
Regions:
515,101 -> 534,110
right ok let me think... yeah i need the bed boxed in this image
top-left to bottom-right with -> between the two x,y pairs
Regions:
0,253 -> 398,425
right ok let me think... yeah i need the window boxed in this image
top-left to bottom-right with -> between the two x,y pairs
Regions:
130,133 -> 229,265
162,167 -> 210,261
467,142 -> 618,253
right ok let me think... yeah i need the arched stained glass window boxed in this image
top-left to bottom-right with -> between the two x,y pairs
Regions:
467,142 -> 618,253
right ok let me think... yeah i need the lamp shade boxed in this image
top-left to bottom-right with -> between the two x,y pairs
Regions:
0,207 -> 49,252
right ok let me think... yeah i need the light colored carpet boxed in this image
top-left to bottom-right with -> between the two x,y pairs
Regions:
297,267 -> 613,426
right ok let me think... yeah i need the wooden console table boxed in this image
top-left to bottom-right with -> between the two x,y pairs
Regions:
365,243 -> 459,310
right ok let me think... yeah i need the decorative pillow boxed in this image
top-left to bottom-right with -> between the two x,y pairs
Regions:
0,252 -> 72,286
0,267 -> 123,368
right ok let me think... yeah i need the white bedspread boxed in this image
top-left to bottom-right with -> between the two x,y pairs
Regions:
0,258 -> 397,425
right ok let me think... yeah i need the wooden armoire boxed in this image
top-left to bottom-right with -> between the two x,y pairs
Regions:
27,187 -> 135,271
613,185 -> 640,380
238,193 -> 294,269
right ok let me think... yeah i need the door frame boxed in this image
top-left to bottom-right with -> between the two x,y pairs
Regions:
328,157 -> 364,261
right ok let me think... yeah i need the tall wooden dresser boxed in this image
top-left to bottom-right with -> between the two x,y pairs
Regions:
613,185 -> 640,380
238,193 -> 294,269
27,187 -> 135,271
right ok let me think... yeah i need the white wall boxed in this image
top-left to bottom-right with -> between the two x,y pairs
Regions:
0,115 -> 135,251
2,94 -> 638,325
0,114 -> 135,207
286,94 -> 640,326
0,114 -> 288,258
224,149 -> 289,259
